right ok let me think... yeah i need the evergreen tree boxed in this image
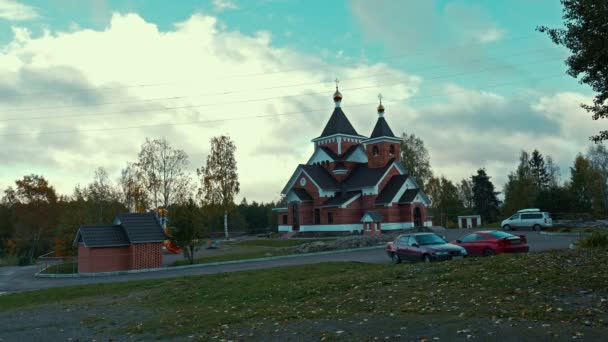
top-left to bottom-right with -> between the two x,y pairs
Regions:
529,150 -> 550,190
457,178 -> 474,209
471,169 -> 500,222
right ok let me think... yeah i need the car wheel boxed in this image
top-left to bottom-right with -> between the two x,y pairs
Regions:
422,254 -> 431,263
483,248 -> 495,257
391,253 -> 401,264
533,224 -> 542,232
502,225 -> 511,231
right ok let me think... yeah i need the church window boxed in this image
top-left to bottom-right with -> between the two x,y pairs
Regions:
328,212 -> 334,224
389,145 -> 395,156
372,146 -> 379,156
282,215 -> 288,225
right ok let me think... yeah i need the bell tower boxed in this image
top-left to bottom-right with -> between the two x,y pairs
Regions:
364,95 -> 402,168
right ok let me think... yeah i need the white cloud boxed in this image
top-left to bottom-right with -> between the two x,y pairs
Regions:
0,0 -> 39,21
477,27 -> 505,43
0,12 -> 418,202
212,0 -> 238,12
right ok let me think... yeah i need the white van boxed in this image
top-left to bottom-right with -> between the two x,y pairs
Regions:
501,209 -> 552,231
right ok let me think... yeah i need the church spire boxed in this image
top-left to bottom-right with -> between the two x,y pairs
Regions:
333,78 -> 342,107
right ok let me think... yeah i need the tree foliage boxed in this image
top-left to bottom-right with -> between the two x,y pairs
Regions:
198,135 -> 240,240
169,199 -> 205,264
400,133 -> 433,190
538,0 -> 608,142
471,169 -> 500,222
570,154 -> 606,216
427,176 -> 464,227
137,138 -> 191,209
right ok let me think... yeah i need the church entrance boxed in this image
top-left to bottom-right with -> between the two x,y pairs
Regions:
413,207 -> 422,227
292,203 -> 300,231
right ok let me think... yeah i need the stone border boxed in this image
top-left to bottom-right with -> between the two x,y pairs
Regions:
539,231 -> 592,237
35,245 -> 385,278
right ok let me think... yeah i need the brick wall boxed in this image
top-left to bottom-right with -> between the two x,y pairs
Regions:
129,243 -> 163,270
78,243 -> 130,273
367,142 -> 400,168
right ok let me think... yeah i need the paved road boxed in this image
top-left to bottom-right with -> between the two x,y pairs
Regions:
0,230 -> 580,294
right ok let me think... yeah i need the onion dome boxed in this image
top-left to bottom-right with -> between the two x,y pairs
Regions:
333,78 -> 342,105
377,93 -> 384,115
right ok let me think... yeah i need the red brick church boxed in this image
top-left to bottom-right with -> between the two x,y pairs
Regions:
274,85 -> 432,234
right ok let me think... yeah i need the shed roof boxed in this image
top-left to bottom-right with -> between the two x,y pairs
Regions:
75,225 -> 130,248
115,212 -> 167,243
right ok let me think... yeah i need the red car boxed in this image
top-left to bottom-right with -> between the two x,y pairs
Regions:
451,230 -> 529,256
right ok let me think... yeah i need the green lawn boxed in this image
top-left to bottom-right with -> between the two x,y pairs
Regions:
171,249 -> 293,266
2,249 -> 608,339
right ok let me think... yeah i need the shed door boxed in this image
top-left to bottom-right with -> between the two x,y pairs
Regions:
461,218 -> 467,229
471,217 -> 478,228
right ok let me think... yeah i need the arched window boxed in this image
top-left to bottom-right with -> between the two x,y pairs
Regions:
389,145 -> 395,156
372,146 -> 379,156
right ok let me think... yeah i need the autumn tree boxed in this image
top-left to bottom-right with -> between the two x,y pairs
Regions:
457,178 -> 474,209
570,154 -> 605,216
3,175 -> 59,262
86,167 -> 120,222
400,133 -> 433,190
427,176 -> 464,227
119,162 -> 148,212
471,169 -> 500,223
503,151 -> 538,215
529,150 -> 551,190
538,0 -> 608,142
169,199 -> 204,264
137,138 -> 191,209
198,135 -> 240,240
587,144 -> 608,215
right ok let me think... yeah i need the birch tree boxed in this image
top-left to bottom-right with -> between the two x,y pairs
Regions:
198,135 -> 240,240
136,138 -> 191,209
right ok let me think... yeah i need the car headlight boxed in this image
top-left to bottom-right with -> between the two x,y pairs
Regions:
460,248 -> 468,255
434,251 -> 449,256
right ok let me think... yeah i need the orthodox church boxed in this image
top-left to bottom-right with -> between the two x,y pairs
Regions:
274,84 -> 432,234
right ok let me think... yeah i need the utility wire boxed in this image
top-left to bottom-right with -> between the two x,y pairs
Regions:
2,34 -> 542,98
0,73 -> 564,137
1,55 -> 565,123
2,46 -> 559,114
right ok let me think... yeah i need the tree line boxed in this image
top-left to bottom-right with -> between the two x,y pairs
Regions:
0,136 -> 280,264
401,133 -> 608,227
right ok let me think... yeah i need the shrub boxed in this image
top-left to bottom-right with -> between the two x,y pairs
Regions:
577,231 -> 608,249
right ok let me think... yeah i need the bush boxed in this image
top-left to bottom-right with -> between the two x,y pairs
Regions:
577,231 -> 608,249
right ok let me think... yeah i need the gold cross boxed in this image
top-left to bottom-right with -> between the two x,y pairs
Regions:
335,78 -> 340,90
378,93 -> 383,104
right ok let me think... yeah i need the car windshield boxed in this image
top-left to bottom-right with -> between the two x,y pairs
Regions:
487,231 -> 514,239
415,234 -> 447,245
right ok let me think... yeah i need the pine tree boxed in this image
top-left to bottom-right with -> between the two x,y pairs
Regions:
471,169 -> 500,222
529,150 -> 550,190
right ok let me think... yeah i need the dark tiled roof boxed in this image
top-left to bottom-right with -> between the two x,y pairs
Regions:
375,175 -> 408,205
300,164 -> 340,189
76,225 -> 130,247
321,191 -> 361,207
340,145 -> 361,160
343,161 -> 396,189
116,212 -> 167,243
291,188 -> 313,201
399,188 -> 421,203
319,146 -> 339,160
318,107 -> 361,138
370,117 -> 396,138
362,210 -> 383,222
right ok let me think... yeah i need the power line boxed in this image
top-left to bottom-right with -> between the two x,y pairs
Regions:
1,46 -> 558,114
2,34 -> 542,98
1,55 -> 564,123
0,73 -> 564,138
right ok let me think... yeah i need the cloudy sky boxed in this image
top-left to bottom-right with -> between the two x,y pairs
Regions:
0,0 -> 600,202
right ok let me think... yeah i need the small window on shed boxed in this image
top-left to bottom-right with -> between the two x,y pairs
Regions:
372,146 -> 379,156
328,212 -> 334,224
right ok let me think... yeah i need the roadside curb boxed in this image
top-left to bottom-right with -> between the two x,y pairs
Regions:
35,245 -> 385,278
539,231 -> 592,237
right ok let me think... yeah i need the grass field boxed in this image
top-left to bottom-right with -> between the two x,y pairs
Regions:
2,249 -> 608,340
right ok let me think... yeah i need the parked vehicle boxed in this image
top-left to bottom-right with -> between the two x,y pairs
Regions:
501,208 -> 552,231
451,230 -> 529,256
386,233 -> 467,264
